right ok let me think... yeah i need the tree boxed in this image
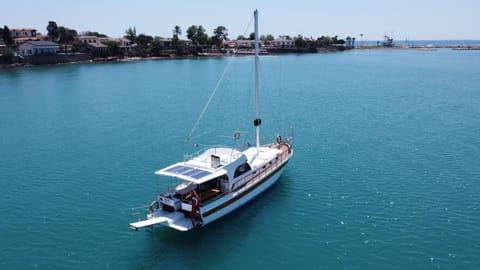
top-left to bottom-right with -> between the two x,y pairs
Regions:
294,35 -> 307,48
84,31 -> 108,37
56,27 -> 77,44
175,40 -> 187,56
173,25 -> 181,39
148,37 -> 164,56
186,25 -> 197,43
346,36 -> 352,47
248,32 -> 255,40
103,40 -> 121,56
135,33 -> 153,56
124,27 -> 137,42
260,34 -> 274,43
1,26 -> 13,46
213,26 -> 228,41
172,25 -> 181,48
210,26 -> 228,47
317,36 -> 334,47
46,21 -> 58,41
186,25 -> 208,45
236,35 -> 246,40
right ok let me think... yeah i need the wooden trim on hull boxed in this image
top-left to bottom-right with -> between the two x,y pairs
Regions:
202,159 -> 289,218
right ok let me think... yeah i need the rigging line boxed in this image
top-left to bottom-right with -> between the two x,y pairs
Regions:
186,58 -> 235,142
242,13 -> 254,37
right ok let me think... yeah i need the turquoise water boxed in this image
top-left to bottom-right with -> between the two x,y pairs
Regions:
1,49 -> 480,269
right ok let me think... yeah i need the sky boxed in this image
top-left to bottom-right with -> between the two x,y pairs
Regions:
2,0 -> 479,41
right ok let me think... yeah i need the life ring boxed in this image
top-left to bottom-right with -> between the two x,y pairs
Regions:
149,200 -> 159,213
191,213 -> 203,227
276,135 -> 282,144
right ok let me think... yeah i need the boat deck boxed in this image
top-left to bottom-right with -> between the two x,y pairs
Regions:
129,209 -> 193,231
243,143 -> 291,170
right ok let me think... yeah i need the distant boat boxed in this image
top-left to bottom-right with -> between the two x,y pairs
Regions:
234,48 -> 269,55
129,10 -> 293,232
197,51 -> 224,57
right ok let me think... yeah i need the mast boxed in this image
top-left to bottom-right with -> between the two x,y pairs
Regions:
253,9 -> 261,152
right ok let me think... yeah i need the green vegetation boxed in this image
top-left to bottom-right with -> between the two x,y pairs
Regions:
124,27 -> 137,43
1,26 -> 13,45
186,25 -> 208,45
260,34 -> 274,43
0,19 -> 360,66
211,26 -> 228,47
46,21 -> 77,44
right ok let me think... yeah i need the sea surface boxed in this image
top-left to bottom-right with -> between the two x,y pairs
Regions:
1,48 -> 480,269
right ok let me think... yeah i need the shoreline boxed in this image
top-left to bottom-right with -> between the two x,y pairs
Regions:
2,44 -> 480,69
0,54 -> 196,69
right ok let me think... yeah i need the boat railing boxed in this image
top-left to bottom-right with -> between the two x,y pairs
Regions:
232,145 -> 291,191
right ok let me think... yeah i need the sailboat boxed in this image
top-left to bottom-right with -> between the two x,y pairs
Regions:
129,10 -> 293,232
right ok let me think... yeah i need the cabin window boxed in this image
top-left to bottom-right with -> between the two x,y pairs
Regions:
234,163 -> 251,178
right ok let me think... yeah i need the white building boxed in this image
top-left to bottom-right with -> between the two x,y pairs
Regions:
11,28 -> 37,39
116,38 -> 132,47
236,40 -> 255,48
77,35 -> 101,45
11,28 -> 46,46
270,37 -> 295,48
18,41 -> 59,56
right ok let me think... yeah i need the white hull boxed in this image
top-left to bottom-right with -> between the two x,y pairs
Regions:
201,162 -> 287,226
129,144 -> 292,232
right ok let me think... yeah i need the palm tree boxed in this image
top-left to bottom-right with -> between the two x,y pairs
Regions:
172,25 -> 182,50
124,27 -> 137,42
173,25 -> 181,40
346,36 -> 351,47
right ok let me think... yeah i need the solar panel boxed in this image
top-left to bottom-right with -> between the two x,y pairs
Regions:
190,170 -> 211,179
164,165 -> 212,180
183,168 -> 203,177
165,165 -> 192,174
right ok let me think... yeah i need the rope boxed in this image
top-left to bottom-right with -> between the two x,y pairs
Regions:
186,11 -> 256,144
186,59 -> 234,142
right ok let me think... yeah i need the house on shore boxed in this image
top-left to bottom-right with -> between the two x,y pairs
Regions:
10,28 -> 48,46
235,40 -> 255,49
77,35 -> 138,56
77,35 -> 108,56
18,41 -> 59,56
269,37 -> 295,48
77,35 -> 102,46
11,28 -> 37,39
